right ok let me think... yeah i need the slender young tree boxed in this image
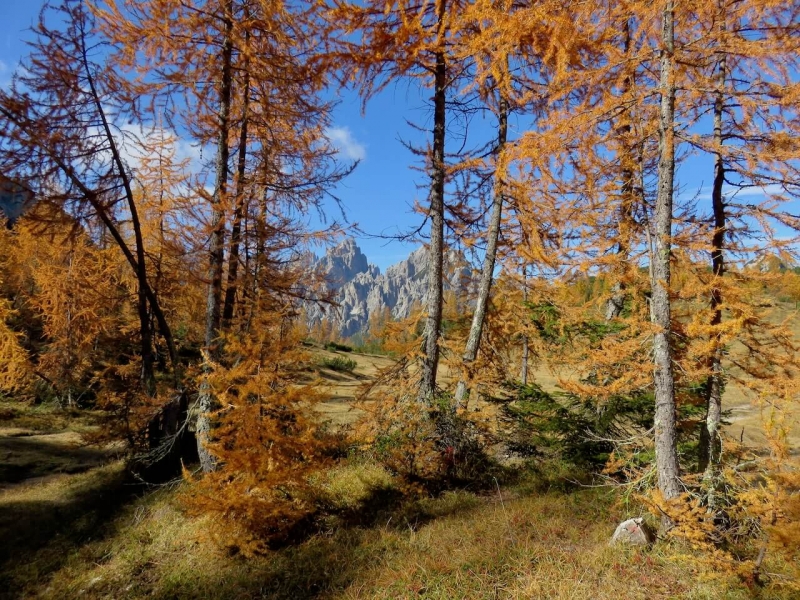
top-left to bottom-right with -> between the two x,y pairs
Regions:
327,0 -> 466,403
221,44 -> 250,329
417,0 -> 448,403
194,0 -> 235,473
604,20 -> 641,322
681,0 -> 800,485
0,0 -> 179,394
697,0 -> 728,481
520,266 -> 529,385
453,61 -> 509,407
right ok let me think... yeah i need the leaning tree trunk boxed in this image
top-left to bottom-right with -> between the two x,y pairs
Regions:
79,27 -> 156,396
417,38 -> 447,404
651,0 -> 682,516
699,4 -> 727,501
453,84 -> 508,408
1,94 -> 180,394
197,1 -> 234,473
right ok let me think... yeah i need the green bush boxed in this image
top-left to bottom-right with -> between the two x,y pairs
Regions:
319,356 -> 358,373
324,341 -> 353,353
504,382 -> 708,471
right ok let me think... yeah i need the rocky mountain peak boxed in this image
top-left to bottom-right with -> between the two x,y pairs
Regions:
304,238 -> 472,338
315,237 -> 377,290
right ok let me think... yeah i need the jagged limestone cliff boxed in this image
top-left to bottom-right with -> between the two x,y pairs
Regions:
304,238 -> 471,338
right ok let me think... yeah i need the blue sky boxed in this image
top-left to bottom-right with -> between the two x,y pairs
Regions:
0,1 -> 428,270
322,83 -> 438,269
2,2 -> 795,272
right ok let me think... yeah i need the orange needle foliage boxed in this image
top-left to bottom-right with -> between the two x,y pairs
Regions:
0,0 -> 797,577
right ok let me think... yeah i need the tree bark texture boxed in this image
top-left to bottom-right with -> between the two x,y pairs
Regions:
197,1 -> 234,473
417,13 -> 447,404
651,0 -> 682,507
453,87 -> 508,408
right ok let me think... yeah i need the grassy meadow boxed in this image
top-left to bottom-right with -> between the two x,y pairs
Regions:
2,307 -> 798,600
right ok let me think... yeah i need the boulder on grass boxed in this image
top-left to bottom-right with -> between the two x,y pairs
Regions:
610,518 -> 655,546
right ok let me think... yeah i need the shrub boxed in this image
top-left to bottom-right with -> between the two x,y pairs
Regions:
324,341 -> 353,353
504,382 -> 707,472
319,356 -> 357,373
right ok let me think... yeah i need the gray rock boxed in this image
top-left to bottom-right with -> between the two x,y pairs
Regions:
304,238 -> 473,338
610,518 -> 656,546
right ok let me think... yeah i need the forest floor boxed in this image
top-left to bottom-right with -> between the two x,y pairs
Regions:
1,304 -> 798,599
1,444 -> 796,600
0,458 -> 790,600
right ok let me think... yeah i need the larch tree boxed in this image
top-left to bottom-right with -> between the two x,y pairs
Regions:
99,0 -> 352,471
198,0 -> 234,473
486,0 -> 690,510
0,0 -> 180,396
326,0 -> 465,403
0,213 -> 128,406
0,279 -> 30,394
451,82 -> 506,408
679,0 -> 800,489
450,1 -> 512,407
221,21 -> 250,330
650,0 -> 682,506
98,0 -> 244,470
130,125 -> 196,372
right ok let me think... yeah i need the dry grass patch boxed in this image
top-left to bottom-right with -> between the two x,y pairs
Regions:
0,399 -> 102,435
6,466 -> 797,600
0,400 -> 116,489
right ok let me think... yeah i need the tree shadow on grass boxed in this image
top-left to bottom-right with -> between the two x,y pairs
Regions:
146,484 -> 486,600
0,434 -> 116,486
0,461 -> 143,599
0,436 -> 583,599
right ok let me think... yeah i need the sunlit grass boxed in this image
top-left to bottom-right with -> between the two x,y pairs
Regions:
3,461 -> 797,599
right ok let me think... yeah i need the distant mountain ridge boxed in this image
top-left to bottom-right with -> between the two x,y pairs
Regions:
304,238 -> 472,338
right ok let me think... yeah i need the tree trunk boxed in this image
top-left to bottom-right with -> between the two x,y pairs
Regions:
222,56 -> 250,331
78,24 -> 155,396
699,4 -> 727,497
651,0 -> 682,514
606,21 -> 635,322
417,27 -> 447,404
453,85 -> 508,408
197,1 -> 234,473
520,267 -> 529,385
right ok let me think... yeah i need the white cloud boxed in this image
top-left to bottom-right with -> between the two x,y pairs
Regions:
0,60 -> 10,89
692,183 -> 789,202
115,122 -> 206,174
176,139 -> 204,166
733,183 -> 787,199
324,126 -> 366,161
